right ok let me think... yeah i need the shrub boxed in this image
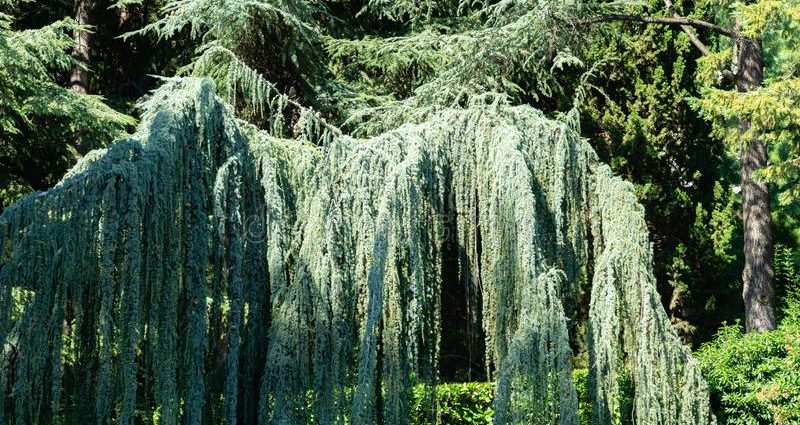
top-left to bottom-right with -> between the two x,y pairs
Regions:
573,368 -> 592,425
411,382 -> 495,425
696,305 -> 800,425
411,369 -> 599,424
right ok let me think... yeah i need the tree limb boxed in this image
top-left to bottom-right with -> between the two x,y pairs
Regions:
578,15 -> 738,40
579,1 -> 739,81
663,0 -> 712,56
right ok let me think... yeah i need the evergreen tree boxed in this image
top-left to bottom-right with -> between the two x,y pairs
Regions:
0,2 -> 134,207
0,77 -> 715,425
584,0 -> 800,332
134,0 -> 777,339
579,0 -> 743,342
2,0 -> 799,422
690,0 -> 800,332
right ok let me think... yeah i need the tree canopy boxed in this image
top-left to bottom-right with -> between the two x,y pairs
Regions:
0,77 -> 715,424
2,0 -> 800,423
0,9 -> 133,207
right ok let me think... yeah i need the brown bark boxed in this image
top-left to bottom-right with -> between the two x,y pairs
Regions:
736,36 -> 776,332
70,0 -> 94,94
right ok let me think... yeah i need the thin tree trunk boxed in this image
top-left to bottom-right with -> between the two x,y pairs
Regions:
70,0 -> 94,94
736,35 -> 776,332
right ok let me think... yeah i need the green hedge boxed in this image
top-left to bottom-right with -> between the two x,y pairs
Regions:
407,311 -> 800,425
411,382 -> 494,425
410,369 -> 604,425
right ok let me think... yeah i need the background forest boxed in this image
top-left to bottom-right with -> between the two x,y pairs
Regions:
1,0 -> 799,423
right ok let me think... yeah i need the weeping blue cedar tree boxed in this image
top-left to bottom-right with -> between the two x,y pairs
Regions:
0,78 -> 715,424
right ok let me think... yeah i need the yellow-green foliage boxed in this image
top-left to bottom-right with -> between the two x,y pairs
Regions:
697,307 -> 800,425
691,1 -> 800,206
692,78 -> 800,204
411,382 -> 494,425
696,50 -> 732,86
696,245 -> 800,424
408,369 -> 630,425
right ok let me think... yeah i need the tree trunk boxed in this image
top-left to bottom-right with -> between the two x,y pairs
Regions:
70,0 -> 94,94
736,36 -> 776,332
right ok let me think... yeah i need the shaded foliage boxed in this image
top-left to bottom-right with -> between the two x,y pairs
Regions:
579,0 -> 744,343
0,9 -> 133,207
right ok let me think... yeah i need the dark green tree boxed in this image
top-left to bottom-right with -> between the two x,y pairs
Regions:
585,0 -> 800,332
578,0 -> 743,342
0,3 -> 133,207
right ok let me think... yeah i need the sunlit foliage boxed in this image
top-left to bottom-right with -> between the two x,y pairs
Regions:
0,78 -> 715,424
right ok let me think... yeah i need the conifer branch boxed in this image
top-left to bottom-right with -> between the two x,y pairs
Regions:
663,0 -> 712,56
578,15 -> 738,39
578,2 -> 738,82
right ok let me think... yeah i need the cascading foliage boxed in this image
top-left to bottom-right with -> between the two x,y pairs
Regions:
0,78 -> 715,424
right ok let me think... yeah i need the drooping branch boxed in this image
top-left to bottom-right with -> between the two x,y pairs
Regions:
0,78 -> 717,425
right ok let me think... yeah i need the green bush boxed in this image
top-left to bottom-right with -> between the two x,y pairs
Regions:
697,306 -> 800,425
410,369 -> 600,424
573,368 -> 592,425
411,382 -> 495,425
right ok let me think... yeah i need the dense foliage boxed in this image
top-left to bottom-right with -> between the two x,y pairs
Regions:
698,308 -> 800,424
1,0 -> 798,343
411,382 -> 494,425
409,369 -> 634,425
580,0 -> 743,341
0,8 -> 134,207
0,78 -> 715,424
696,245 -> 800,424
1,0 -> 799,423
692,0 -> 800,205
